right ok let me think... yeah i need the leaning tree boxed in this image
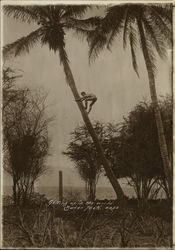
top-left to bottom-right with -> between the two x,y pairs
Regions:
3,5 -> 125,200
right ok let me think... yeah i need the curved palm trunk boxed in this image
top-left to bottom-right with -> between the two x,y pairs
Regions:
59,48 -> 125,201
137,18 -> 172,197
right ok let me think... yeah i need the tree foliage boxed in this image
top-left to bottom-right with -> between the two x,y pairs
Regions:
111,97 -> 172,199
63,121 -> 104,201
3,68 -> 53,205
82,3 -> 172,196
64,96 -> 172,201
3,4 -> 126,200
86,4 -> 172,74
3,5 -> 92,62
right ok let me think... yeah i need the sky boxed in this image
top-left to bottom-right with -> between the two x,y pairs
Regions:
2,4 -> 172,191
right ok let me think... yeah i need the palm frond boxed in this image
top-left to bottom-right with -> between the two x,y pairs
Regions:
88,5 -> 126,60
3,28 -> 42,58
142,16 -> 167,59
62,5 -> 90,18
74,28 -> 95,43
65,16 -> 102,30
138,24 -> 157,77
29,6 -> 51,20
88,31 -> 107,62
123,7 -> 130,48
149,6 -> 172,45
47,5 -> 64,20
103,5 -> 126,34
53,6 -> 69,19
129,24 -> 139,77
65,16 -> 102,42
3,5 -> 40,23
106,13 -> 125,50
151,4 -> 172,23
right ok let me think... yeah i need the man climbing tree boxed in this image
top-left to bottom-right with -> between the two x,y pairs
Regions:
76,91 -> 97,114
3,5 -> 126,201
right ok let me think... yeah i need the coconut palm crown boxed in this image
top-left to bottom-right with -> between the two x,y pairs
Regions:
87,4 -> 172,76
4,6 -> 93,62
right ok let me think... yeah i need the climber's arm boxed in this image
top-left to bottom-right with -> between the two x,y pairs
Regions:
75,96 -> 86,102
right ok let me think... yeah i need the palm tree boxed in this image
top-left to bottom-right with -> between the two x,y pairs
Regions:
3,5 -> 125,200
85,4 -> 172,196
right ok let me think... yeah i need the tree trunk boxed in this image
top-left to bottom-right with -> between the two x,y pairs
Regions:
13,176 -> 17,205
88,179 -> 96,201
85,181 -> 88,199
137,18 -> 172,197
162,177 -> 170,199
60,49 -> 125,201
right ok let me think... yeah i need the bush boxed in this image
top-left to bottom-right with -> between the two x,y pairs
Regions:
27,192 -> 49,207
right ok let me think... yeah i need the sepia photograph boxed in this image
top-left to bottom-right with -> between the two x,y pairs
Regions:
1,0 -> 173,248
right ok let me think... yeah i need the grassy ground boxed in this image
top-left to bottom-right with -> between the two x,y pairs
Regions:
2,199 -> 172,248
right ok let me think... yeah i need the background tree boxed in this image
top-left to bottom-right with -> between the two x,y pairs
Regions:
63,122 -> 105,201
3,70 -> 53,205
3,67 -> 23,110
85,3 -> 172,196
3,5 -> 125,200
111,97 -> 172,200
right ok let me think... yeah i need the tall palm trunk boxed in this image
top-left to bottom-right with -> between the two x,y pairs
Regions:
59,48 -> 125,200
13,176 -> 17,205
137,18 -> 172,197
